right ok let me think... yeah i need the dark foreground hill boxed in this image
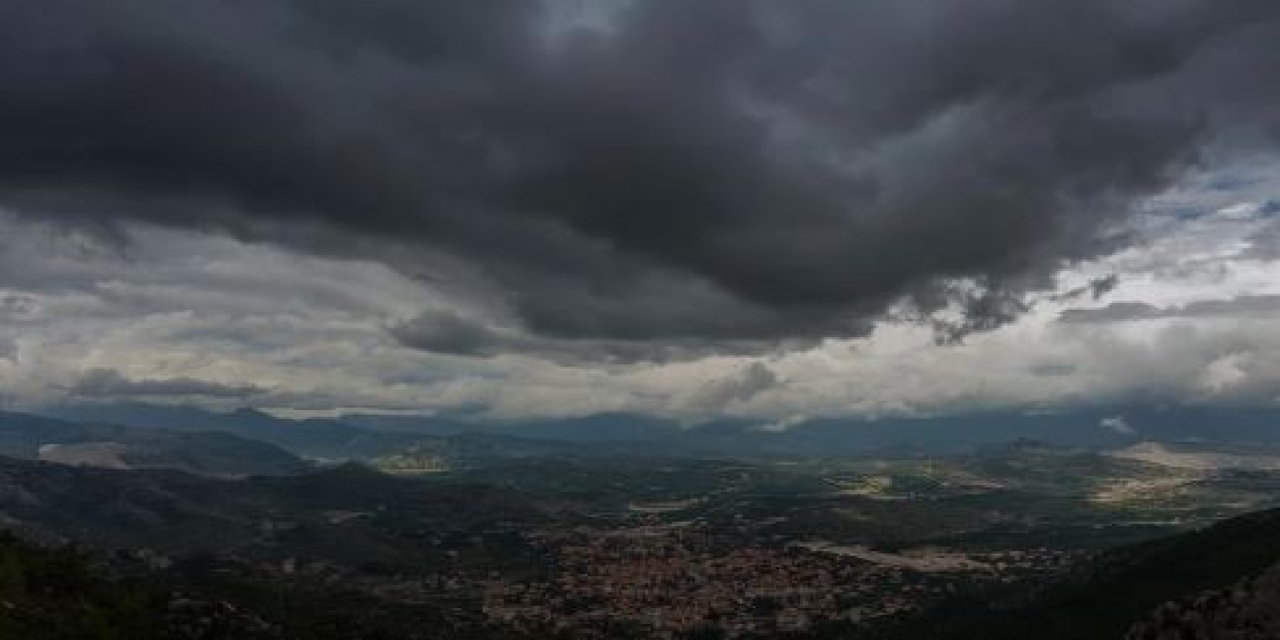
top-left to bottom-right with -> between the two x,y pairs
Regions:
0,530 -> 275,639
0,531 -> 530,640
0,453 -> 568,640
1124,560 -> 1280,640
0,456 -> 552,572
0,454 -> 576,639
865,507 -> 1280,640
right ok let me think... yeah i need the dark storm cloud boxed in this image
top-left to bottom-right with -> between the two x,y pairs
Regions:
69,368 -> 270,399
388,309 -> 814,364
1053,275 -> 1121,302
388,310 -> 508,358
3,0 -> 1280,351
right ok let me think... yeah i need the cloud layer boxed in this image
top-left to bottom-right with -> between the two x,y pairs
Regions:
70,368 -> 270,399
2,2 -> 1280,418
2,0 -> 1279,353
1,192 -> 1280,419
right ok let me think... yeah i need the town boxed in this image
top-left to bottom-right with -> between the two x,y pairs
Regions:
482,521 -> 1084,638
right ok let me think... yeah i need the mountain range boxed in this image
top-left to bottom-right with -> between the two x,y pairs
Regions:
37,402 -> 1280,463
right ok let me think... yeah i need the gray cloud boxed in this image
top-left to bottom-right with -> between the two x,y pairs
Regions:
0,0 -> 1278,353
70,368 -> 271,399
1029,362 -> 1077,378
1246,216 -> 1280,259
387,310 -> 508,358
388,309 -> 813,364
1060,295 -> 1280,324
1049,275 -> 1121,304
683,362 -> 780,412
1090,275 -> 1121,300
0,338 -> 16,364
1059,302 -> 1162,324
0,293 -> 39,323
1054,274 -> 1121,302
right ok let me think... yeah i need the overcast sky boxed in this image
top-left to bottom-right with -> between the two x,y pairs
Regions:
1,0 -> 1279,420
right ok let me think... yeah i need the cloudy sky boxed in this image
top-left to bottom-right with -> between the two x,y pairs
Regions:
1,0 -> 1278,421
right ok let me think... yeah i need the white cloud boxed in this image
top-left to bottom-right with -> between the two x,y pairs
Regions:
1100,416 -> 1136,436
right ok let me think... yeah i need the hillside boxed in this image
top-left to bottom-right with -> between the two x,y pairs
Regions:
1124,561 -> 1280,639
0,531 -> 279,639
876,507 -> 1280,639
0,531 -> 531,640
0,456 -> 552,573
43,405 -> 419,460
0,412 -> 308,477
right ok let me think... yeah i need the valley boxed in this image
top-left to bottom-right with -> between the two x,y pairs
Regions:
2,407 -> 1280,638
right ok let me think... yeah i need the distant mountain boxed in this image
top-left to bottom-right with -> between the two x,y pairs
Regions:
43,404 -> 676,464
793,405 -> 1280,455
401,405 -> 1280,457
0,412 -> 307,476
1110,441 -> 1280,471
37,402 -> 1280,464
529,405 -> 1280,455
347,409 -> 1148,456
339,413 -> 477,436
44,403 -> 420,460
346,411 -> 689,448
